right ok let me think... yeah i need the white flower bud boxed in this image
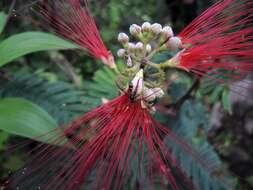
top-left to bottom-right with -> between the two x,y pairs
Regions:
143,88 -> 156,102
130,24 -> 142,36
118,32 -> 129,44
141,22 -> 151,32
146,44 -> 152,53
128,42 -> 136,52
143,87 -> 164,102
162,26 -> 174,38
151,23 -> 162,35
152,88 -> 164,98
167,37 -> 182,51
117,49 -> 126,58
131,69 -> 144,95
135,42 -> 144,50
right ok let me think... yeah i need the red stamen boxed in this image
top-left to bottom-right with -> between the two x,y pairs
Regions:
4,94 -> 230,190
178,0 -> 253,94
34,0 -> 114,67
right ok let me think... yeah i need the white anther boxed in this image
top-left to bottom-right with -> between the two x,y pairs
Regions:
118,32 -> 129,44
151,23 -> 162,35
130,24 -> 142,36
142,22 -> 151,32
162,26 -> 174,38
167,37 -> 182,51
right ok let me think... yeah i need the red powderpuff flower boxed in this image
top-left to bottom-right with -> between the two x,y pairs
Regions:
3,93 -> 226,190
3,0 -> 247,189
33,0 -> 115,68
174,0 -> 253,90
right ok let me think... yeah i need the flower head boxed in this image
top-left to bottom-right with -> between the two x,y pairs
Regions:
5,88 -> 224,190
4,0 -> 250,189
172,0 -> 253,91
34,0 -> 115,67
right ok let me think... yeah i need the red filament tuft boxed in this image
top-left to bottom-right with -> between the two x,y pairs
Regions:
4,94 -> 227,190
34,0 -> 114,67
178,0 -> 253,92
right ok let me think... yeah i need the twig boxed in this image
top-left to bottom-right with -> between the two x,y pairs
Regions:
167,78 -> 200,114
50,52 -> 81,88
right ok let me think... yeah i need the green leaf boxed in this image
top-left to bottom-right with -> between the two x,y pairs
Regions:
0,98 -> 59,143
83,66 -> 118,103
0,131 -> 9,151
0,12 -> 8,34
0,32 -> 77,67
0,67 -> 117,141
0,71 -> 88,124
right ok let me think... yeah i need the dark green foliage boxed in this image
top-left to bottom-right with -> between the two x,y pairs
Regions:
0,67 -> 118,125
198,79 -> 232,113
0,71 -> 85,125
0,67 -> 233,189
164,100 -> 231,190
0,0 -> 246,189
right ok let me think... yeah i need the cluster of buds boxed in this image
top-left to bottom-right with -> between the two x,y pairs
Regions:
130,69 -> 164,109
117,22 -> 182,63
116,22 -> 183,108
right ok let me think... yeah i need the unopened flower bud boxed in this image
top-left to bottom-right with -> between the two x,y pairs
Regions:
117,49 -> 126,58
152,88 -> 164,98
143,87 -> 164,102
162,26 -> 174,38
146,44 -> 152,53
151,23 -> 162,35
135,42 -> 144,50
131,69 -> 144,95
142,22 -> 151,32
167,37 -> 182,51
128,42 -> 136,52
118,32 -> 129,44
130,24 -> 142,36
143,88 -> 156,102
